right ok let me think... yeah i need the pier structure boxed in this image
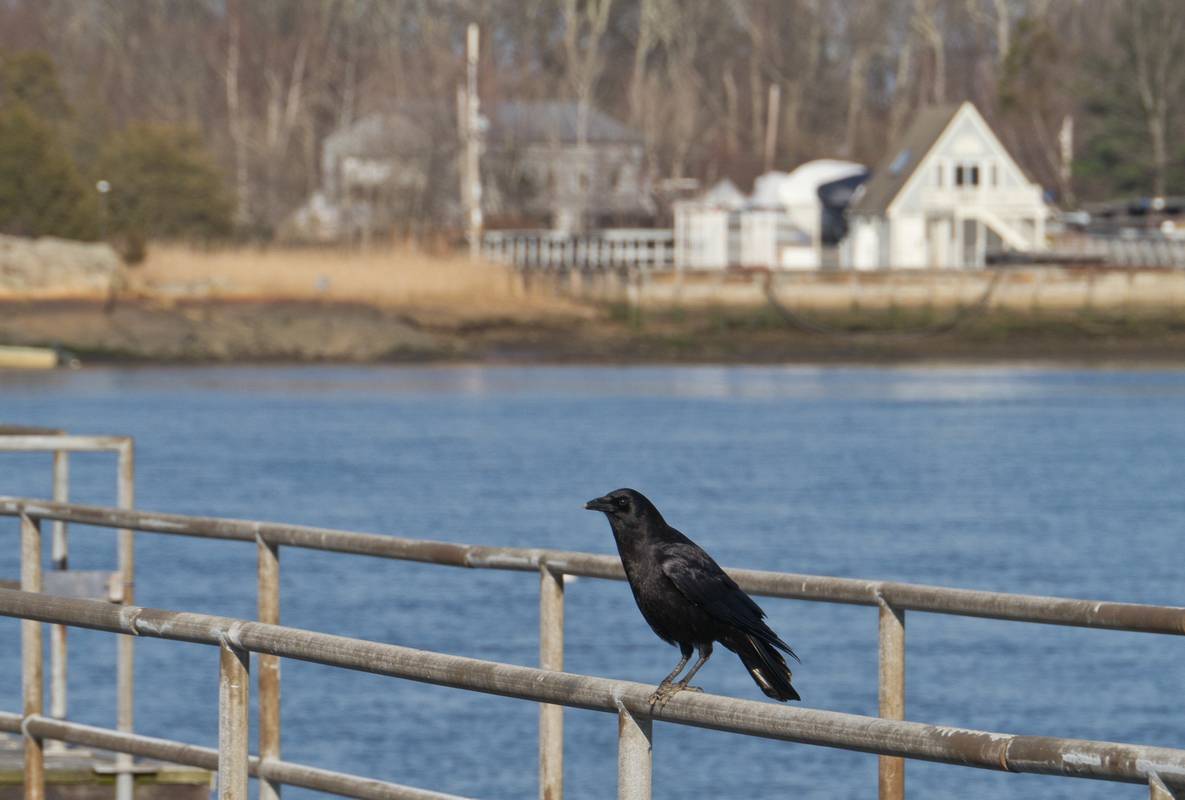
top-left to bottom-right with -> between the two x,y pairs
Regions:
1,433 -> 1184,799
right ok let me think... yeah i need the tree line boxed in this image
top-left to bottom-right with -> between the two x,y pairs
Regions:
0,0 -> 1182,243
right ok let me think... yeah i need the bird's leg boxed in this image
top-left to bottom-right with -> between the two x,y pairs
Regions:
650,643 -> 713,710
648,645 -> 693,708
674,642 -> 712,693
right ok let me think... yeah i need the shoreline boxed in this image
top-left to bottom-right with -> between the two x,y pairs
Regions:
3,297 -> 1185,368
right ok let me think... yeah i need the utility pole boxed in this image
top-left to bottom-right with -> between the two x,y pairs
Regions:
763,83 -> 781,173
463,23 -> 483,260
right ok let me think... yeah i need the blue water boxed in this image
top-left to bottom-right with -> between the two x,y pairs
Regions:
0,365 -> 1182,799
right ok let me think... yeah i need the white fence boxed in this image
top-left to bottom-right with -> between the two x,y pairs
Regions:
483,229 -> 673,272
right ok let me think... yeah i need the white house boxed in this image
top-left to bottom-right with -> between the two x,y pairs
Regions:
842,102 -> 1048,270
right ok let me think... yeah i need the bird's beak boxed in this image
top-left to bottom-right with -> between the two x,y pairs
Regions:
584,495 -> 614,513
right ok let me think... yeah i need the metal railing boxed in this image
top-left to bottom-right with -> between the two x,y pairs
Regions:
2,496 -> 1183,799
1,585 -> 1184,799
0,431 -> 136,800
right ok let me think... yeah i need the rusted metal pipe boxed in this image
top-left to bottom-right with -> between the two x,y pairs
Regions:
539,564 -> 564,800
20,515 -> 44,800
878,600 -> 905,800
258,537 -> 282,800
616,703 -> 652,800
2,589 -> 1183,789
49,451 -> 68,722
115,441 -> 135,800
3,497 -> 1184,637
219,640 -> 250,800
0,713 -> 471,800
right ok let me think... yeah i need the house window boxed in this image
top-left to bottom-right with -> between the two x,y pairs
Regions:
935,163 -> 943,187
955,163 -> 980,187
990,163 -> 999,187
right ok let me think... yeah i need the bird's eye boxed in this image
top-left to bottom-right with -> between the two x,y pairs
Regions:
615,496 -> 629,509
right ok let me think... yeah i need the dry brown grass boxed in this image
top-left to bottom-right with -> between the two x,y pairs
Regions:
124,243 -> 588,322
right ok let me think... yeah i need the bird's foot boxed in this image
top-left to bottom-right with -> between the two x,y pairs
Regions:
647,681 -> 701,711
647,681 -> 677,710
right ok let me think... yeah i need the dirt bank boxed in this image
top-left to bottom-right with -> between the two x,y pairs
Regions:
4,297 -> 1185,366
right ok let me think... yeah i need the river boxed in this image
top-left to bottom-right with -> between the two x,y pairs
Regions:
1,365 -> 1182,798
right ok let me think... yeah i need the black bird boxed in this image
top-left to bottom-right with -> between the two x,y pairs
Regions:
585,488 -> 800,707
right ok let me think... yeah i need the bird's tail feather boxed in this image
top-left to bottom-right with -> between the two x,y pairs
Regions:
736,634 -> 800,702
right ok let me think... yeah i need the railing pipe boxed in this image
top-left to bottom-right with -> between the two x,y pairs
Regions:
0,712 -> 469,800
538,563 -> 564,800
2,589 -> 1183,790
20,514 -> 44,800
0,436 -> 132,452
115,440 -> 135,800
219,638 -> 250,800
616,703 -> 652,800
258,537 -> 282,800
878,599 -> 906,800
3,498 -> 1184,638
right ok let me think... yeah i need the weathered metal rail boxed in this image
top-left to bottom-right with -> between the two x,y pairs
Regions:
2,587 -> 1184,798
0,434 -> 136,800
2,496 -> 1184,800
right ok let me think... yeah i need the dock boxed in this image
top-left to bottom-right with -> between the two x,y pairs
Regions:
0,733 -> 211,799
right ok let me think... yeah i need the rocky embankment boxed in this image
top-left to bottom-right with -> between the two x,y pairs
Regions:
0,235 -> 122,294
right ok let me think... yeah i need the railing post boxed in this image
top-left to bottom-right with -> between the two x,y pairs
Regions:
115,441 -> 135,800
539,563 -> 564,800
616,703 -> 652,800
49,451 -> 69,723
20,513 -> 44,800
258,536 -> 282,800
218,638 -> 250,800
1151,773 -> 1182,799
878,598 -> 906,800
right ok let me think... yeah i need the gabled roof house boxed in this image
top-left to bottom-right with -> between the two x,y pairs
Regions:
842,102 -> 1048,269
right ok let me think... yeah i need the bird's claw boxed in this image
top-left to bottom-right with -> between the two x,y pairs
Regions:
647,681 -> 702,711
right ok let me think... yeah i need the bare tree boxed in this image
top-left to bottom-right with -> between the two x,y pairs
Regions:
1120,0 -> 1185,197
561,0 -> 615,144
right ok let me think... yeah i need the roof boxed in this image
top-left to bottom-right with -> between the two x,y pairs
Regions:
325,100 -> 642,159
751,160 -> 867,209
486,101 -> 642,146
698,179 -> 747,210
849,104 -> 961,216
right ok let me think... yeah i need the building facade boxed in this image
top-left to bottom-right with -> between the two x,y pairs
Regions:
842,102 -> 1048,270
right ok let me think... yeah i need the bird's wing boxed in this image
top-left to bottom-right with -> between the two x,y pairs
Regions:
658,541 -> 800,662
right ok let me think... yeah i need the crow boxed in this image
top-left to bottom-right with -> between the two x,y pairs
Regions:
585,488 -> 800,708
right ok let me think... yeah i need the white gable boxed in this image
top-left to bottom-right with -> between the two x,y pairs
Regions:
891,103 -> 1042,217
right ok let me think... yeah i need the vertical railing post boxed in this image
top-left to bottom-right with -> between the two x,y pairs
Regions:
258,535 -> 282,800
878,598 -> 906,800
49,451 -> 69,723
539,563 -> 564,800
20,513 -> 44,800
218,638 -> 250,800
115,441 -> 135,800
1150,773 -> 1181,799
616,703 -> 652,800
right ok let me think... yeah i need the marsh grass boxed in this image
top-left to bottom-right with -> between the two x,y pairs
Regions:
126,243 -> 586,322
